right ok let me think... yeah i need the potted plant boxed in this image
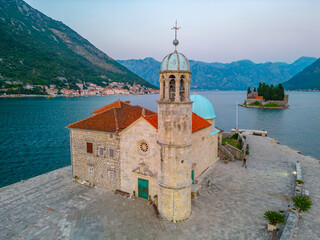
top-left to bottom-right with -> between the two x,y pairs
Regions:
132,190 -> 136,198
296,180 -> 304,187
224,158 -> 229,164
148,195 -> 152,205
291,207 -> 297,213
292,195 -> 312,213
154,195 -> 158,206
264,210 -> 285,231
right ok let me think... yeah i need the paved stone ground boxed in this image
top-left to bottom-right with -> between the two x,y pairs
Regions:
0,135 -> 319,240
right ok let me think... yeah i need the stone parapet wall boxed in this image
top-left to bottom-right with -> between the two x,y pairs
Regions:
245,98 -> 264,105
224,143 -> 244,160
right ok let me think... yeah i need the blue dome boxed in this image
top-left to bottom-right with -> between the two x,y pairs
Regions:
190,94 -> 216,119
161,51 -> 190,71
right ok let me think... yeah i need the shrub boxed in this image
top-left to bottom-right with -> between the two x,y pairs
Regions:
74,175 -> 78,179
263,103 -> 279,108
292,195 -> 312,212
232,133 -> 239,139
254,101 -> 261,105
296,180 -> 304,184
246,144 -> 250,155
243,136 -> 247,139
264,211 -> 286,225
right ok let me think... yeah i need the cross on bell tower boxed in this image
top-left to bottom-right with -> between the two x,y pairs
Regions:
171,20 -> 181,50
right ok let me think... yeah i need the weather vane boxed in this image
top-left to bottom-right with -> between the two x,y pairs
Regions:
171,20 -> 181,50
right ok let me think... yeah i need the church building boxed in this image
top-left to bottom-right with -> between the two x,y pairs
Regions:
67,25 -> 221,221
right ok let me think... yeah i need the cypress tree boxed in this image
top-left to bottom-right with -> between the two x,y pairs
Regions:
247,87 -> 251,95
258,83 -> 262,96
278,83 -> 285,100
253,87 -> 256,92
271,84 -> 276,100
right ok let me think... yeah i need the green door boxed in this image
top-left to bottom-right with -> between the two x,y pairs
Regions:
138,178 -> 149,199
191,170 -> 194,184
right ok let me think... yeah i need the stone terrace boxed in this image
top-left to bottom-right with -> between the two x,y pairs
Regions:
0,135 -> 319,240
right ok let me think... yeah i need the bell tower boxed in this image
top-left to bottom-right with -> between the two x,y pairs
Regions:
157,21 -> 193,221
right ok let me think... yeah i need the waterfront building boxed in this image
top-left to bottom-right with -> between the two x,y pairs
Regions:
67,24 -> 221,221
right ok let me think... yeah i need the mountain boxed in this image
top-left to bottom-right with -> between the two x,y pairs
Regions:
118,57 -> 317,90
0,0 -> 155,89
283,58 -> 320,90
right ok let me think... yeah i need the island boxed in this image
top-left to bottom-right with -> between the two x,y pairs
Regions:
240,83 -> 289,109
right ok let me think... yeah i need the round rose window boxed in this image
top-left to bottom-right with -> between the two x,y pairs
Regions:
140,142 -> 149,152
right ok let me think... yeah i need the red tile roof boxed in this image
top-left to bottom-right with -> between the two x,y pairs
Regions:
67,100 -> 211,133
143,113 -> 211,133
67,101 -> 155,133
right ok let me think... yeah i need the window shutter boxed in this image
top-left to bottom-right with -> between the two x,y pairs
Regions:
109,149 -> 114,158
87,142 -> 93,153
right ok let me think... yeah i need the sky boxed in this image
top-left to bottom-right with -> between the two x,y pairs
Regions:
24,0 -> 320,63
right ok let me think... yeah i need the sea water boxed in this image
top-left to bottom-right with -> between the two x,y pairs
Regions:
0,91 -> 319,187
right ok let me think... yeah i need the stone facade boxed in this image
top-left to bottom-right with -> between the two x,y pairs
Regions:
191,126 -> 218,180
70,129 -> 120,190
119,118 -> 160,198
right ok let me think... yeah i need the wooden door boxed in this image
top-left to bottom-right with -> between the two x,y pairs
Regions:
138,178 -> 149,199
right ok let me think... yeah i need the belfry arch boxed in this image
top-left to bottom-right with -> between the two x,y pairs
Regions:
169,75 -> 175,102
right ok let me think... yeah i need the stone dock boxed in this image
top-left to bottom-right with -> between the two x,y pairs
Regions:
0,135 -> 319,240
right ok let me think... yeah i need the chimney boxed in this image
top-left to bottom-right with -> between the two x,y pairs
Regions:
142,108 -> 145,117
125,100 -> 130,104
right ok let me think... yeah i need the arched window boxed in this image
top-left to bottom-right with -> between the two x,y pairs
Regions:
169,75 -> 175,102
180,76 -> 185,101
161,77 -> 165,100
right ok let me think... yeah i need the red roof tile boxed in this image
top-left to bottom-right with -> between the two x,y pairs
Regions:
143,113 -> 211,133
67,100 -> 211,134
67,101 -> 155,133
92,100 -> 122,114
192,113 -> 211,133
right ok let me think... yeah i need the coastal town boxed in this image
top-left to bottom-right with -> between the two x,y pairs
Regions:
0,81 -> 159,97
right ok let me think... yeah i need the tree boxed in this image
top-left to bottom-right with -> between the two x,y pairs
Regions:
258,83 -> 262,96
247,87 -> 251,95
253,87 -> 256,92
278,83 -> 285,100
270,84 -> 276,100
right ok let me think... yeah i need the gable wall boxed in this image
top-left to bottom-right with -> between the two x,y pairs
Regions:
119,119 -> 160,198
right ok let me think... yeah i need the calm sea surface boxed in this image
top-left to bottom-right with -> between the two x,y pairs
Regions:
0,91 -> 319,188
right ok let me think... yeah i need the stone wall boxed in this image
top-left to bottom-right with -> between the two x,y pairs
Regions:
261,95 -> 289,107
191,126 -> 218,181
224,143 -> 244,160
119,118 -> 160,198
245,98 -> 264,105
70,129 -> 120,190
246,95 -> 289,107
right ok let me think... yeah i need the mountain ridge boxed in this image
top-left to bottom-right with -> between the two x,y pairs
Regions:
118,56 -> 317,90
0,0 -> 155,89
283,58 -> 320,90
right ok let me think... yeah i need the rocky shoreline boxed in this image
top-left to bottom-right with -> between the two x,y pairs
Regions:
239,104 -> 289,109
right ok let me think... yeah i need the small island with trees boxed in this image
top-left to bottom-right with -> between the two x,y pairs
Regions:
240,83 -> 289,109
